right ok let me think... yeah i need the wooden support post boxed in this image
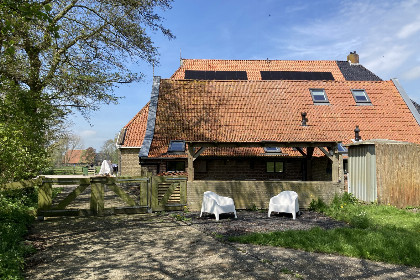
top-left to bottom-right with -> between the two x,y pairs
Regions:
339,153 -> 344,183
332,148 -> 340,182
38,180 -> 52,211
306,147 -> 314,181
90,177 -> 105,215
187,144 -> 194,182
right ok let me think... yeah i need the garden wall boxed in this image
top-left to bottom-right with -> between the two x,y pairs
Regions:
187,180 -> 345,211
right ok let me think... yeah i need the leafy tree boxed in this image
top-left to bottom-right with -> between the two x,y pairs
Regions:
50,133 -> 82,166
0,0 -> 173,182
99,136 -> 118,163
82,147 -> 96,165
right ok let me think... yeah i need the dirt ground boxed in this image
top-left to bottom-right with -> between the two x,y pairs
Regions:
24,211 -> 420,280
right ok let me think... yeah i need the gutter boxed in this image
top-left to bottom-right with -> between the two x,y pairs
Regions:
139,76 -> 161,158
392,78 -> 420,126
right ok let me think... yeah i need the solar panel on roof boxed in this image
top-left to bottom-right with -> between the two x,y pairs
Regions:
205,71 -> 216,80
184,70 -> 248,80
260,71 -> 334,81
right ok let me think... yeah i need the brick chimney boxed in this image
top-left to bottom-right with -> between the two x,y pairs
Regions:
347,51 -> 359,64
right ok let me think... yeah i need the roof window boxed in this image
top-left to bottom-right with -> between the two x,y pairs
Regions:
168,140 -> 185,153
337,143 -> 348,154
264,147 -> 282,153
310,89 -> 329,104
351,89 -> 371,104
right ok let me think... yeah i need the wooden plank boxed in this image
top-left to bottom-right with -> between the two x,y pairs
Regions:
193,147 -> 207,161
54,184 -> 89,210
42,178 -> 91,185
319,147 -> 333,161
180,180 -> 187,205
187,144 -> 194,181
186,141 -> 339,148
1,177 -> 42,191
160,183 -> 179,205
107,183 -> 137,206
90,179 -> 105,215
38,182 -> 52,211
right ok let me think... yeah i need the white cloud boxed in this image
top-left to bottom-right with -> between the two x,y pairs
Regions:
397,17 -> 420,39
80,130 -> 97,138
401,65 -> 420,80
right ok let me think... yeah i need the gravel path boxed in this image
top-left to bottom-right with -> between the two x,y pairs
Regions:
24,211 -> 420,280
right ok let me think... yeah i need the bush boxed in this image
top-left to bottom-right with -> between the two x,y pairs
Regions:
0,187 -> 37,280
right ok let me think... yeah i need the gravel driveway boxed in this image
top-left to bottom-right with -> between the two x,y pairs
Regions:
25,211 -> 420,280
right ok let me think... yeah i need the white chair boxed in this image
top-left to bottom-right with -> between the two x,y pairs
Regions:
200,191 -> 237,221
268,191 -> 299,219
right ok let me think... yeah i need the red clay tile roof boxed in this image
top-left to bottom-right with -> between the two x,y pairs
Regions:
172,59 -> 348,81
121,102 -> 149,147
63,150 -> 86,164
144,79 -> 420,158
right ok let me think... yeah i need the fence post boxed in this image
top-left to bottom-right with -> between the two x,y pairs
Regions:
38,178 -> 52,211
90,177 -> 105,215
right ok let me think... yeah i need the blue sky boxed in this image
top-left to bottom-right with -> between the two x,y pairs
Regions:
71,0 -> 420,150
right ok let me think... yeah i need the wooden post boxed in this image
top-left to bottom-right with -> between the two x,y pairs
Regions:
38,180 -> 52,211
306,147 -> 314,181
332,147 -> 340,182
339,153 -> 344,184
187,144 -> 194,181
90,177 -> 105,215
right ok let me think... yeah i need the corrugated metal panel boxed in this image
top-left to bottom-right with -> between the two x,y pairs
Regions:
348,144 -> 377,202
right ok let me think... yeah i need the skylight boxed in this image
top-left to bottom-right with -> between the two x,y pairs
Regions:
351,89 -> 371,104
168,140 -> 185,153
310,89 -> 329,104
337,143 -> 348,153
264,147 -> 282,153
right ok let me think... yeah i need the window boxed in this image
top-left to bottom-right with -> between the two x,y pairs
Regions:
264,147 -> 282,153
167,161 -> 185,172
167,140 -> 185,153
351,89 -> 371,104
266,161 -> 284,173
337,143 -> 348,154
310,89 -> 329,104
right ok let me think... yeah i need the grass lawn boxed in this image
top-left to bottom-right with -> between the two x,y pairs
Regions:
229,193 -> 420,267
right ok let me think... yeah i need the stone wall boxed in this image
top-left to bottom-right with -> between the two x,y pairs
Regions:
187,180 -> 345,211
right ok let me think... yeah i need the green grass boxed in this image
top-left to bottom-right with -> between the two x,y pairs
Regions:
229,193 -> 420,267
0,187 -> 37,280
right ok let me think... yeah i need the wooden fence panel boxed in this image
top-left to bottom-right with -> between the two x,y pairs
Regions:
376,143 -> 420,208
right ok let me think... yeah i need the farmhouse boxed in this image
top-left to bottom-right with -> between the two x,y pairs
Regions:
117,53 -> 420,185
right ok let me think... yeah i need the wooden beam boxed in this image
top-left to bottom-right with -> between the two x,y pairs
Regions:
193,147 -> 206,161
186,141 -> 339,149
319,147 -> 333,161
187,144 -> 194,181
294,147 -> 306,157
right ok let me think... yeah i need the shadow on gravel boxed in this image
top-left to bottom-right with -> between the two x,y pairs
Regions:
24,211 -> 420,280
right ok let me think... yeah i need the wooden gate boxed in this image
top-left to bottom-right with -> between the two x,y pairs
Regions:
151,176 -> 187,211
37,175 -> 187,218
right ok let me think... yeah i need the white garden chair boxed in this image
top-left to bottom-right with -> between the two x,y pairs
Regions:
268,191 -> 299,219
200,191 -> 237,221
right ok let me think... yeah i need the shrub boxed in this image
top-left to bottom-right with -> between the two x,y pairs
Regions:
0,187 -> 37,280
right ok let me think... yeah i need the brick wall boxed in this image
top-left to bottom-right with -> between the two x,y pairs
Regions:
311,157 -> 332,181
119,148 -> 142,176
187,180 -> 345,211
194,158 -> 303,180
133,156 -> 332,180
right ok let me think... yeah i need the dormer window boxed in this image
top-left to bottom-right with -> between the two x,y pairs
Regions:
168,140 -> 185,153
264,147 -> 282,153
310,89 -> 329,104
351,89 -> 371,104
